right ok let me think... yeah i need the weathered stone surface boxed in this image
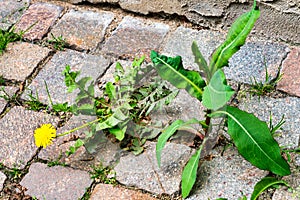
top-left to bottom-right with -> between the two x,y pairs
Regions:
225,41 -> 289,84
22,49 -> 111,105
238,96 -> 300,149
64,0 -> 299,43
277,47 -> 300,97
0,106 -> 59,169
90,184 -> 158,200
0,171 -> 6,191
163,26 -> 225,70
15,2 -> 63,40
0,0 -> 30,30
102,16 -> 169,59
114,141 -> 193,195
0,86 -> 18,113
20,162 -> 92,200
187,147 -> 268,200
49,9 -> 114,50
272,189 -> 300,200
0,42 -> 51,81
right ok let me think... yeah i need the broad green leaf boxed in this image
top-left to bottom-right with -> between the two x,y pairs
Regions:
151,51 -> 205,100
251,177 -> 289,200
74,103 -> 96,115
63,65 -> 80,93
156,118 -> 199,167
181,145 -> 202,198
213,106 -> 291,176
202,69 -> 234,110
105,82 -> 116,100
210,1 -> 260,73
108,126 -> 126,141
191,41 -> 210,80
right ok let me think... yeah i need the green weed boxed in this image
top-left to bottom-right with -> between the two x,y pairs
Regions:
0,27 -> 23,55
90,163 -> 117,185
47,33 -> 66,51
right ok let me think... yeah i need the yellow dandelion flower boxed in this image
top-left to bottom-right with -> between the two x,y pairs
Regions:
34,124 -> 56,148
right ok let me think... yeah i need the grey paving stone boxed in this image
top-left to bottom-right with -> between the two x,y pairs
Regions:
162,26 -> 225,70
15,2 -> 63,40
20,162 -> 92,200
114,141 -> 194,195
0,86 -> 18,113
0,106 -> 59,169
49,9 -> 114,50
0,171 -> 6,192
187,147 -> 268,200
22,49 -> 111,105
0,0 -> 30,30
90,184 -> 158,200
225,41 -> 290,84
0,42 -> 51,81
238,96 -> 300,149
277,47 -> 300,97
102,16 -> 169,59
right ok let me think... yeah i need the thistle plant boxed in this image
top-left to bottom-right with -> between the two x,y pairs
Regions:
151,1 -> 290,198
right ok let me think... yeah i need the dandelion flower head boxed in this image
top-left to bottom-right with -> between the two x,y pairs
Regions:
34,124 -> 56,148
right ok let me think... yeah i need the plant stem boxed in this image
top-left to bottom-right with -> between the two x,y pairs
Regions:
56,118 -> 101,137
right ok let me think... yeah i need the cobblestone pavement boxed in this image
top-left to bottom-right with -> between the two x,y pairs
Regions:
0,0 -> 300,199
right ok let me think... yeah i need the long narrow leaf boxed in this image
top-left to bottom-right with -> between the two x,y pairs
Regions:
192,41 -> 209,80
156,118 -> 199,167
181,142 -> 204,198
212,106 -> 291,176
151,51 -> 206,100
251,177 -> 289,200
210,0 -> 260,73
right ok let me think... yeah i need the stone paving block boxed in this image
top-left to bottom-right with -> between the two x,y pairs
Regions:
187,147 -> 268,200
239,96 -> 300,149
163,26 -> 225,70
0,86 -> 18,113
224,41 -> 290,84
277,47 -> 300,97
20,162 -> 92,200
114,141 -> 194,195
49,9 -> 114,50
272,189 -> 299,200
22,49 -> 111,105
15,2 -> 63,40
0,171 -> 6,191
90,184 -> 158,200
0,106 -> 59,169
0,0 -> 30,30
102,16 -> 169,59
0,42 -> 51,81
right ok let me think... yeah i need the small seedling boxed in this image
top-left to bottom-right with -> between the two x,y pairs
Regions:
249,64 -> 283,96
47,33 -> 66,51
90,163 -> 117,185
25,91 -> 47,111
0,27 -> 23,55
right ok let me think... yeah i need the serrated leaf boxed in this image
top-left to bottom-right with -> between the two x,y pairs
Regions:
210,1 -> 260,73
75,104 -> 96,115
181,142 -> 204,199
105,82 -> 116,100
156,118 -> 199,167
251,177 -> 289,200
151,51 -> 206,100
96,107 -> 129,131
192,41 -> 209,80
202,69 -> 235,110
213,106 -> 291,176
